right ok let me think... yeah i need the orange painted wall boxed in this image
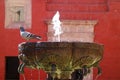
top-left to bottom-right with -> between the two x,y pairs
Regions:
0,0 -> 120,80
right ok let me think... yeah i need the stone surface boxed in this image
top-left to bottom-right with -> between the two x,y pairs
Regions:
46,20 -> 97,42
48,24 -> 94,33
18,42 -> 103,80
5,0 -> 32,28
47,32 -> 94,42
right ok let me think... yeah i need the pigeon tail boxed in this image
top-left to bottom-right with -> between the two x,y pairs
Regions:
33,35 -> 42,40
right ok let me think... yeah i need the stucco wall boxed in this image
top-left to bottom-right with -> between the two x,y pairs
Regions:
0,0 -> 120,80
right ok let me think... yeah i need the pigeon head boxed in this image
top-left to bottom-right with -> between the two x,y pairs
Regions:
20,26 -> 25,32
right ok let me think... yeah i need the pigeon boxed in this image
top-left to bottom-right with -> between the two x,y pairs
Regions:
20,26 -> 41,41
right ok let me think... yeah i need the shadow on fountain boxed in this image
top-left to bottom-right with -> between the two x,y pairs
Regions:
18,42 -> 104,80
71,69 -> 84,80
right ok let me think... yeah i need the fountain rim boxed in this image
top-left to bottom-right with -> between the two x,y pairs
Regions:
19,41 -> 104,45
18,41 -> 104,49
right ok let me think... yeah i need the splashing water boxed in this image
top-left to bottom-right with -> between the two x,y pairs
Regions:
52,11 -> 62,42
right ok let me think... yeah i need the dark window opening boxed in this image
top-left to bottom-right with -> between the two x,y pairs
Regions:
5,56 -> 19,80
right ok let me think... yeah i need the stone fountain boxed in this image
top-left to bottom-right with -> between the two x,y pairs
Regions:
18,12 -> 103,80
18,42 -> 103,80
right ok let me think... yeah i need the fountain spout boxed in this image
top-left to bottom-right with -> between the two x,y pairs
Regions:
52,11 -> 62,42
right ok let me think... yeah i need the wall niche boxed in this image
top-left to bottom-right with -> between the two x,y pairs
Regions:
5,0 -> 32,29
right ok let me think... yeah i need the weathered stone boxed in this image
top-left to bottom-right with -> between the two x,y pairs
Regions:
18,42 -> 103,80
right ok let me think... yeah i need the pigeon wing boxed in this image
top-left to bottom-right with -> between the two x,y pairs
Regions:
21,31 -> 32,40
21,31 -> 41,40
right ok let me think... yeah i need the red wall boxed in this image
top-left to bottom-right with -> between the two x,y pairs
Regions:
0,0 -> 120,80
94,1 -> 120,80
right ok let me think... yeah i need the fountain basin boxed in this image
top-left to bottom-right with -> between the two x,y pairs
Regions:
18,42 -> 103,79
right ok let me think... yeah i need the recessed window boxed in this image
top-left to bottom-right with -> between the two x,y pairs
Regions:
5,0 -> 32,29
9,6 -> 25,22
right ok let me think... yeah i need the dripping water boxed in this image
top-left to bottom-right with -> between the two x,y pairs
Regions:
30,69 -> 33,80
22,74 -> 26,80
38,69 -> 40,80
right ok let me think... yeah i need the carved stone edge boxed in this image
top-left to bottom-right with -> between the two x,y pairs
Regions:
45,20 -> 98,26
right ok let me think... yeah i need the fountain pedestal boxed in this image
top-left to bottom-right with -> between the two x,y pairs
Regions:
18,42 -> 103,80
46,20 -> 98,80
